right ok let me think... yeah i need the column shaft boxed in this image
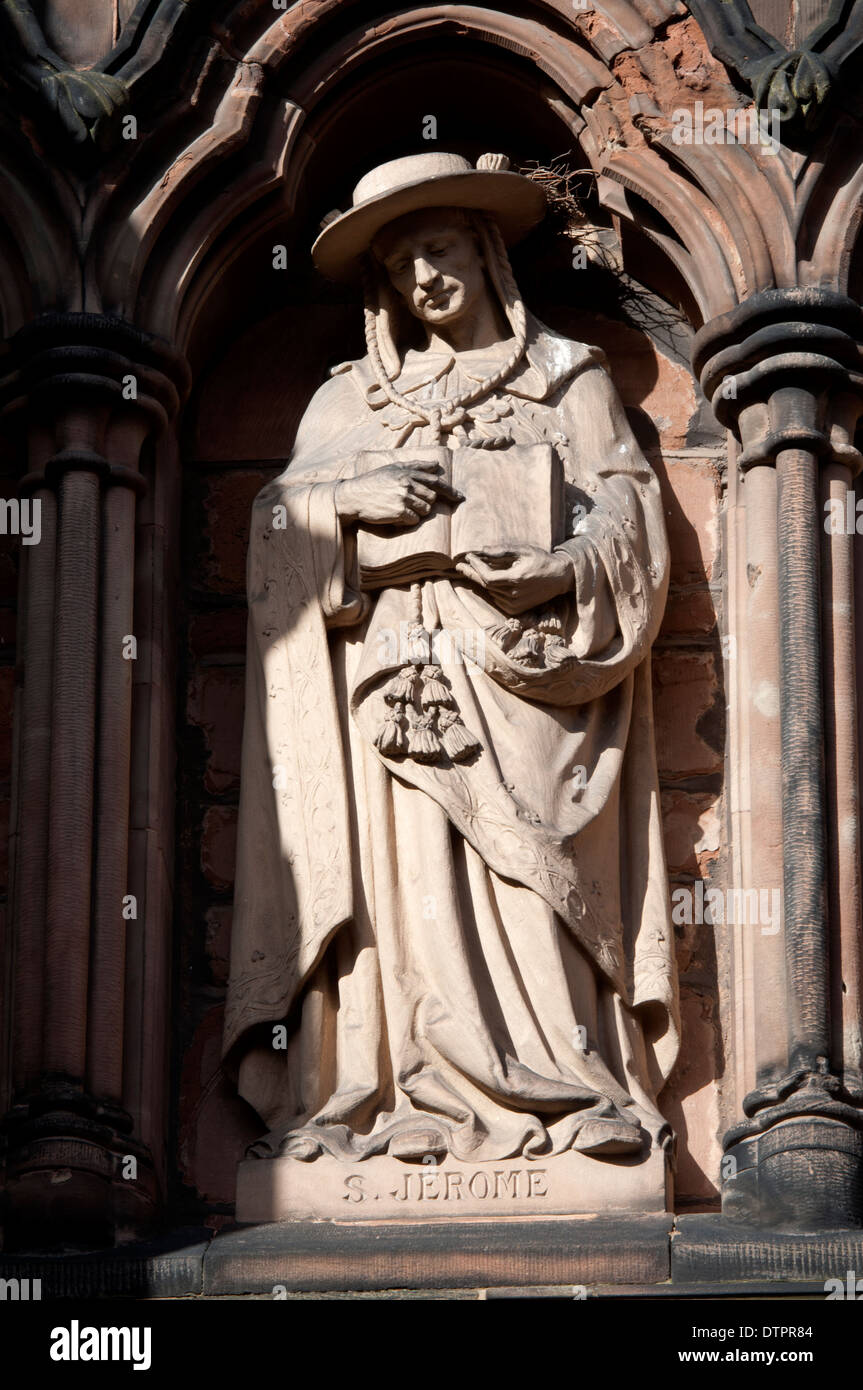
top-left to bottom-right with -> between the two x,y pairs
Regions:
43,468 -> 101,1079
11,483 -> 56,1091
776,445 -> 830,1071
87,481 -> 137,1101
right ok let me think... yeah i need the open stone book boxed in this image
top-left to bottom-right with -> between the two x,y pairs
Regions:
355,442 -> 565,587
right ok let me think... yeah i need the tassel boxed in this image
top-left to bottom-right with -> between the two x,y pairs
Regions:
374,701 -> 407,756
537,611 -> 563,636
383,666 -> 417,704
489,617 -> 522,651
511,628 -> 544,665
407,711 -> 441,764
438,709 -> 482,762
419,665 -> 454,709
542,639 -> 571,669
405,624 -> 431,665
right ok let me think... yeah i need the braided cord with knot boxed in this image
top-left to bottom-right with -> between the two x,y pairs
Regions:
361,211 -> 528,446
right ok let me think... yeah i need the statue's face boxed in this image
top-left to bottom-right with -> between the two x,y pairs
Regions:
372,208 -> 487,328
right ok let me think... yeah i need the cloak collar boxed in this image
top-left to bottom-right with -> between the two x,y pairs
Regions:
332,313 -> 604,411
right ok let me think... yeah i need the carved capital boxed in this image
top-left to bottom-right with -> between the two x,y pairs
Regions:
687,0 -> 863,139
0,312 -> 191,491
693,288 -> 863,474
0,0 -> 205,157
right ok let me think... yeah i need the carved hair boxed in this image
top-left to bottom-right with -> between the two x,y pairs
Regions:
362,209 -> 528,444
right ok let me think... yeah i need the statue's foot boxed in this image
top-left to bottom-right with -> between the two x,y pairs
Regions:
279,1134 -> 322,1161
247,1130 -> 322,1160
246,1131 -> 281,1159
571,1119 -> 643,1156
389,1127 -> 448,1163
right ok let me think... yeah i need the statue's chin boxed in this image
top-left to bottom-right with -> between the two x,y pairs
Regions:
413,297 -> 463,325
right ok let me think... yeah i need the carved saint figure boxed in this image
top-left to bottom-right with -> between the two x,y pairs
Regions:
224,153 -> 679,1167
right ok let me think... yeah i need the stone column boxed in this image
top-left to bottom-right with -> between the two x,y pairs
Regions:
693,289 -> 863,1229
0,313 -> 189,1247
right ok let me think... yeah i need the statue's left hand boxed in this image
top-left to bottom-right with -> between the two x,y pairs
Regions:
455,545 -> 572,615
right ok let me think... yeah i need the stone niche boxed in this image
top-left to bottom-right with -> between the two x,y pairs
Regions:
174,38 -> 727,1232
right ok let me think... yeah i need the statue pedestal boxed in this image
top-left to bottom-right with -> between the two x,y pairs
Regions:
236,1146 -> 671,1223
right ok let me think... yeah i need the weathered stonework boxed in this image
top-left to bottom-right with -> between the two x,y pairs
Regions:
0,0 -> 858,1299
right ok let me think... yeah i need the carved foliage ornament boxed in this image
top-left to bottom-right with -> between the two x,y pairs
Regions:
0,0 -> 203,146
687,0 -> 863,131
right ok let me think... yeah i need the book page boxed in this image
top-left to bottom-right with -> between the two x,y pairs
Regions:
450,443 -> 560,559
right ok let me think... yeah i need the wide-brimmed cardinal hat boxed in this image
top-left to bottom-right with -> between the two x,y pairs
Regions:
311,151 -> 547,283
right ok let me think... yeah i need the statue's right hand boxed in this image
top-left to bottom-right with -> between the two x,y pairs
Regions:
334,463 -> 463,526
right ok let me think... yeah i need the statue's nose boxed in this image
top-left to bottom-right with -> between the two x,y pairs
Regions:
414,257 -> 438,286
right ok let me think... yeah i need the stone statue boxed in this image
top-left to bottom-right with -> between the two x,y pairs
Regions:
224,152 -> 679,1219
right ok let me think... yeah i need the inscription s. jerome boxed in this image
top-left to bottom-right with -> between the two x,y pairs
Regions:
344,1168 -> 549,1202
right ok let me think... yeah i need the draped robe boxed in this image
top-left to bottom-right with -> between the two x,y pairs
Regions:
223,313 -> 679,1163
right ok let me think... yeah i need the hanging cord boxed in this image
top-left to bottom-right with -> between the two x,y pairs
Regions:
365,211 -> 527,766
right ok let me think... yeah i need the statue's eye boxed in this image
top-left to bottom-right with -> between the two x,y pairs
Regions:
389,260 -> 410,275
